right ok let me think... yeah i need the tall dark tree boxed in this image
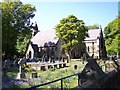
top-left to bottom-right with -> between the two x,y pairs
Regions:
1,1 -> 36,59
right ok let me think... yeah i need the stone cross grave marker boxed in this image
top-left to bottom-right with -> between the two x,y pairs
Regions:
18,58 -> 23,73
16,58 -> 26,79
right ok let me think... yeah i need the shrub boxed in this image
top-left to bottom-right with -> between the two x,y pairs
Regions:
22,64 -> 34,72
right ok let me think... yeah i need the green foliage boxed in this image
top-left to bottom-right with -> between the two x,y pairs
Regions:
104,18 -> 120,55
87,24 -> 99,29
1,1 -> 36,59
30,60 -> 85,88
22,64 -> 34,72
55,15 -> 88,53
6,69 -> 18,78
16,34 -> 31,56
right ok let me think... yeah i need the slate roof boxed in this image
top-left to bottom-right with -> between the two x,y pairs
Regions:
85,29 -> 101,41
31,30 -> 58,47
30,29 -> 102,47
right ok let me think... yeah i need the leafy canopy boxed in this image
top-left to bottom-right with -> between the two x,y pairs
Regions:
104,17 -> 120,55
87,24 -> 99,29
1,1 -> 36,59
55,15 -> 88,51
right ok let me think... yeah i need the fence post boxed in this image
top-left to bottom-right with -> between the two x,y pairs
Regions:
61,79 -> 63,90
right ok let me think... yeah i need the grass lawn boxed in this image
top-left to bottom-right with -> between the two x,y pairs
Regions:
7,68 -> 19,79
4,58 -> 118,89
5,59 -> 87,89
24,59 -> 87,88
6,59 -> 112,89
23,59 -> 119,89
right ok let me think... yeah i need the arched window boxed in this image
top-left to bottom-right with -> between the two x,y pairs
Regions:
29,51 -> 31,58
88,46 -> 89,52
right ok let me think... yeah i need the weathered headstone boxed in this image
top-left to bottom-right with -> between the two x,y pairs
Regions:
111,57 -> 119,69
4,59 -> 11,69
59,57 -> 62,62
74,65 -> 77,70
16,58 -> 26,79
107,57 -> 120,71
66,53 -> 70,63
82,53 -> 86,64
13,60 -> 17,66
31,72 -> 37,78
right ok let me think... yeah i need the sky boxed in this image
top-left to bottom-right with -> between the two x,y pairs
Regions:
24,2 -> 118,32
1,0 -> 119,31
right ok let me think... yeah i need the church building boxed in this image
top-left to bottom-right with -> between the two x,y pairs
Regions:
26,23 -> 107,59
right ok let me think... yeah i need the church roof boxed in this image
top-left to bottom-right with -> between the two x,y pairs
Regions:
85,29 -> 102,41
30,29 -> 102,47
31,30 -> 58,47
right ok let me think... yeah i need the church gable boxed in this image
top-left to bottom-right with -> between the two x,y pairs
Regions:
26,43 -> 34,59
84,29 -> 106,58
31,30 -> 58,47
26,41 -> 39,59
85,29 -> 101,41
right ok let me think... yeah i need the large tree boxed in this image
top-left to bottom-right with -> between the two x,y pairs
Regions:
1,1 -> 36,59
104,17 -> 120,57
55,15 -> 88,59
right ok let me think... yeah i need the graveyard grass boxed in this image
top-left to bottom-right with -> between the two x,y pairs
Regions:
7,68 -> 18,79
6,59 -> 108,89
6,59 -> 87,88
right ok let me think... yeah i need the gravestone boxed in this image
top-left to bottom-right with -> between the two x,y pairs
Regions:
111,57 -> 119,69
66,53 -> 70,63
13,59 -> 18,67
31,72 -> 37,78
16,58 -> 26,79
108,57 -> 120,71
2,60 -> 11,79
80,58 -> 105,84
82,53 -> 86,64
74,65 -> 77,70
4,59 -> 11,69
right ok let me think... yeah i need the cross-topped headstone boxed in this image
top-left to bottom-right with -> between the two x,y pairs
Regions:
16,57 -> 26,79
18,58 -> 26,73
18,59 -> 22,73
